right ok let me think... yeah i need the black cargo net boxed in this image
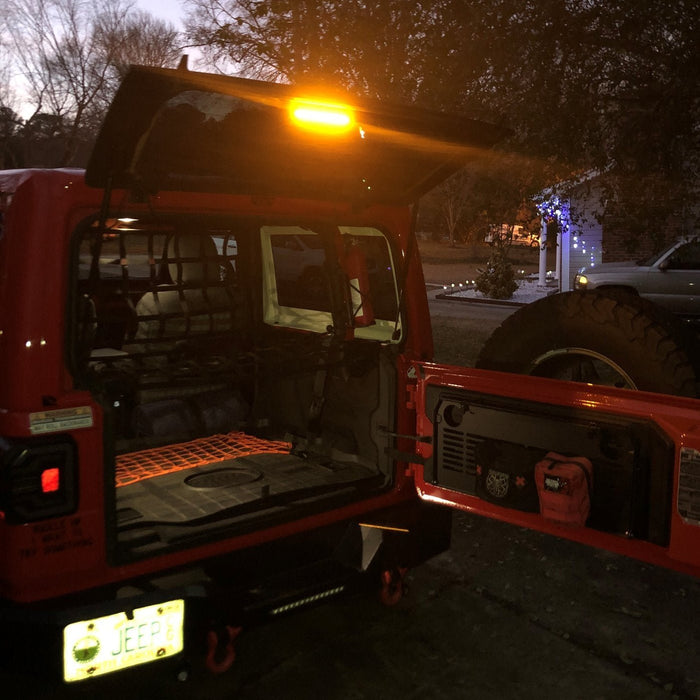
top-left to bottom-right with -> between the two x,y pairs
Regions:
75,226 -> 244,372
115,431 -> 291,488
72,224 -> 254,447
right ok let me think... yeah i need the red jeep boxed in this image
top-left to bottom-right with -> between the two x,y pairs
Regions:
1,66 -> 699,685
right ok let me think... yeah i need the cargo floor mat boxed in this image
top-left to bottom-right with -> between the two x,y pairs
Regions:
116,451 -> 376,528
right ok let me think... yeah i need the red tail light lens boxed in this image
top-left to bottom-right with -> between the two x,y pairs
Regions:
41,467 -> 61,493
0,439 -> 77,522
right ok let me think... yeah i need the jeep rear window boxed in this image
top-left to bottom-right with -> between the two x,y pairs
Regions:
73,221 -> 242,373
261,225 -> 401,341
77,229 -> 171,281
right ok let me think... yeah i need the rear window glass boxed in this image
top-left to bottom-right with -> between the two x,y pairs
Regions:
73,220 -> 242,370
261,225 -> 400,341
271,232 -> 330,312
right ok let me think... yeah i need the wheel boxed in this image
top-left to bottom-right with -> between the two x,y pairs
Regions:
476,291 -> 698,397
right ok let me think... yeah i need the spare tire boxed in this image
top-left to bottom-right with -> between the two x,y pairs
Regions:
476,291 -> 698,397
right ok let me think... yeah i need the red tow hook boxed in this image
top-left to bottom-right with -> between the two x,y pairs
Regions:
379,566 -> 408,606
206,624 -> 242,674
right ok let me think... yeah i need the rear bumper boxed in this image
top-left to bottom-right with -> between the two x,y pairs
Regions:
0,500 -> 451,684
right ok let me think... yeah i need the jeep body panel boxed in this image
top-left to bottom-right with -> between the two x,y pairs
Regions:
0,169 -> 439,603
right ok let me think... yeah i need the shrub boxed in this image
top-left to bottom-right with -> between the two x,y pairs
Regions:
475,246 -> 518,299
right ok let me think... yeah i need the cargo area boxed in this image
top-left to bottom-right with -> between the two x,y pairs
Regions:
70,213 -> 401,560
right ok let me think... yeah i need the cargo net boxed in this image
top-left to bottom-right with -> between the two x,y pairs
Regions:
115,431 -> 291,488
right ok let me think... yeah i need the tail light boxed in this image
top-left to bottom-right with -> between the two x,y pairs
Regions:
0,438 -> 78,522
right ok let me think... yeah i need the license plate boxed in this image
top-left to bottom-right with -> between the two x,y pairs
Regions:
63,599 -> 184,682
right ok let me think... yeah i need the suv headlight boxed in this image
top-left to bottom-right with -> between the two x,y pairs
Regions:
574,274 -> 588,290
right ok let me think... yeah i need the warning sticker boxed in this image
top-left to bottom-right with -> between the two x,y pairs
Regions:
29,406 -> 94,435
678,447 -> 700,527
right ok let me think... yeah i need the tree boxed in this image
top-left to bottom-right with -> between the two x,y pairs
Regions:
0,106 -> 23,169
474,237 -> 519,300
8,0 -> 117,165
0,15 -> 24,168
423,170 -> 473,246
183,0 -> 700,244
183,0 -> 478,104
94,9 -> 183,93
460,0 -> 700,238
5,0 -> 183,167
19,112 -> 72,166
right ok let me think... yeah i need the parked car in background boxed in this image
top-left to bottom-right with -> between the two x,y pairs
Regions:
485,224 -> 540,247
574,237 -> 700,322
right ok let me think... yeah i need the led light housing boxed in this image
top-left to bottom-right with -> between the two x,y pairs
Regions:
0,439 -> 77,522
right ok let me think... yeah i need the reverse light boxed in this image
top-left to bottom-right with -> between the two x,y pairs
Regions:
289,99 -> 355,133
269,586 -> 346,616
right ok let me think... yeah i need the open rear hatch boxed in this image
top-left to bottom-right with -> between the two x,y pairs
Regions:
86,65 -> 508,203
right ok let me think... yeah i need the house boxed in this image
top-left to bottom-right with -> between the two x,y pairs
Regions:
534,171 -> 692,292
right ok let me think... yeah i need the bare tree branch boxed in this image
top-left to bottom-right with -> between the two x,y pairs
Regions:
5,0 -> 184,166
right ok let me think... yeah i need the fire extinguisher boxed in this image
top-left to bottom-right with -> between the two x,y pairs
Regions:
345,241 -> 375,327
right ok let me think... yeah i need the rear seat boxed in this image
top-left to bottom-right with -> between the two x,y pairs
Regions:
85,232 -> 250,443
134,233 -> 237,342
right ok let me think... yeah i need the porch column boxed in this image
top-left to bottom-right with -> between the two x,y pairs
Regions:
559,213 -> 571,292
555,226 -> 561,285
538,215 -> 548,286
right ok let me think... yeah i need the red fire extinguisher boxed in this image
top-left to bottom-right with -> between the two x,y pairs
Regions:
345,241 -> 375,327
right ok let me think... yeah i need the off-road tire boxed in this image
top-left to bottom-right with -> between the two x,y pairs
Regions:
476,291 -> 698,397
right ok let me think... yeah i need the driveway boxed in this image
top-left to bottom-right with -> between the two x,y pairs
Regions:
9,508 -> 696,700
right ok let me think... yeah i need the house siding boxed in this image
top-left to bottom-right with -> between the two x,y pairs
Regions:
564,183 -> 604,289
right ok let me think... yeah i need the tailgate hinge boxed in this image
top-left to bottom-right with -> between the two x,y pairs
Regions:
377,426 -> 432,444
378,427 -> 431,472
406,382 -> 417,409
384,447 -> 427,465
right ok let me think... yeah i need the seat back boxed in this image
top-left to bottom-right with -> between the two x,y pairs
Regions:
135,233 -> 235,342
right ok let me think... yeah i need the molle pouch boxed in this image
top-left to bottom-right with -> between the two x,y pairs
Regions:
475,440 -> 542,512
535,452 -> 594,526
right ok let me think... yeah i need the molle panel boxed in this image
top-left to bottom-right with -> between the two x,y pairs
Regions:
427,388 -> 674,544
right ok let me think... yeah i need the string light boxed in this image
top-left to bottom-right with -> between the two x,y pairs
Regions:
537,195 -> 602,271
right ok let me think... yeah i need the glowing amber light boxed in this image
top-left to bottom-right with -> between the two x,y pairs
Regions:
289,99 -> 354,133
